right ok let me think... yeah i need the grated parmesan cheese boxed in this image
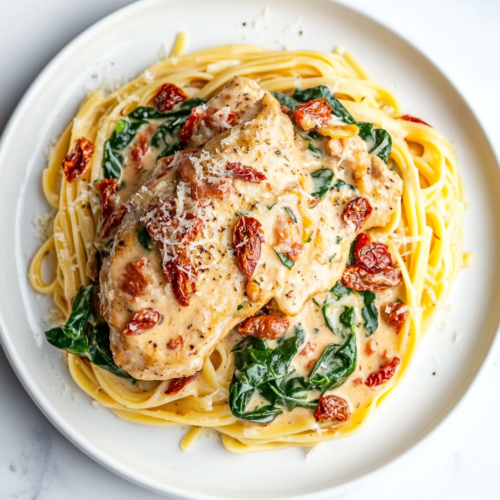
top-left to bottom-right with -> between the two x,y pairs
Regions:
31,210 -> 56,242
42,308 -> 64,326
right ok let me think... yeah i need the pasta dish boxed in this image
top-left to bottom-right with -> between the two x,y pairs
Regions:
29,33 -> 464,452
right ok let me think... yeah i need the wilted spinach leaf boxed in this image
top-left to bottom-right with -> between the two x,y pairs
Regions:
307,333 -> 357,393
330,281 -> 352,300
102,120 -> 146,179
137,225 -> 154,251
147,97 -> 208,159
322,301 -> 355,341
128,98 -> 208,121
307,141 -> 322,158
229,325 -> 306,423
265,377 -> 319,411
347,236 -> 358,265
229,321 -> 358,424
270,91 -> 300,111
283,206 -> 298,223
274,249 -> 295,269
358,290 -> 379,336
45,285 -> 133,378
333,179 -> 357,192
310,168 -> 334,200
45,286 -> 93,354
357,122 -> 393,163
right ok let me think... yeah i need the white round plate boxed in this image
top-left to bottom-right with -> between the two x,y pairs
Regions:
1,0 -> 499,498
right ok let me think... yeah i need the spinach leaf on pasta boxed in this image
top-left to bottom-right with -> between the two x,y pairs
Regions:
147,97 -> 208,159
358,290 -> 379,336
357,122 -> 393,163
102,120 -> 146,179
45,285 -> 133,379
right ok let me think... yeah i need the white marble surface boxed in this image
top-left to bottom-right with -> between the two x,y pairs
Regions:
1,0 -> 499,498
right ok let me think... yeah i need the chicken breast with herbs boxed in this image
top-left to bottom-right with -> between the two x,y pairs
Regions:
99,76 -> 402,380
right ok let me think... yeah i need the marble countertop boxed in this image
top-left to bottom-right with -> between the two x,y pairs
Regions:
1,0 -> 499,498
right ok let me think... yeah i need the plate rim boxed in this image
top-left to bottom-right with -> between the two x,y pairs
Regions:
0,0 -> 499,498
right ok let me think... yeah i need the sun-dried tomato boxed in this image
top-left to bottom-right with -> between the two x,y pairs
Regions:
280,105 -> 294,119
141,197 -> 203,307
167,335 -> 184,350
120,257 -> 151,299
203,107 -> 237,130
399,114 -> 431,127
164,374 -> 197,394
123,308 -> 161,336
96,178 -> 119,194
96,178 -> 119,220
143,199 -> 202,244
179,109 -> 201,145
131,133 -> 150,171
162,250 -> 197,306
237,315 -> 290,340
179,106 -> 237,146
353,233 -> 370,255
383,301 -> 410,333
100,204 -> 127,238
314,395 -> 351,422
154,83 -> 187,112
180,215 -> 204,244
341,198 -> 372,230
62,137 -> 94,182
142,199 -> 176,240
354,233 -> 393,273
341,263 -> 402,292
295,98 -> 332,131
300,341 -> 316,356
344,232 -> 401,292
234,216 -> 264,277
178,157 -> 235,200
365,357 -> 400,387
226,162 -> 267,183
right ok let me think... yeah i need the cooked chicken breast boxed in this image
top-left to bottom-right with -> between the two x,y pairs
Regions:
99,77 -> 402,380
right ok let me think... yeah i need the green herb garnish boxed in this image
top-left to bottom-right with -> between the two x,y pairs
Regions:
283,206 -> 297,223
